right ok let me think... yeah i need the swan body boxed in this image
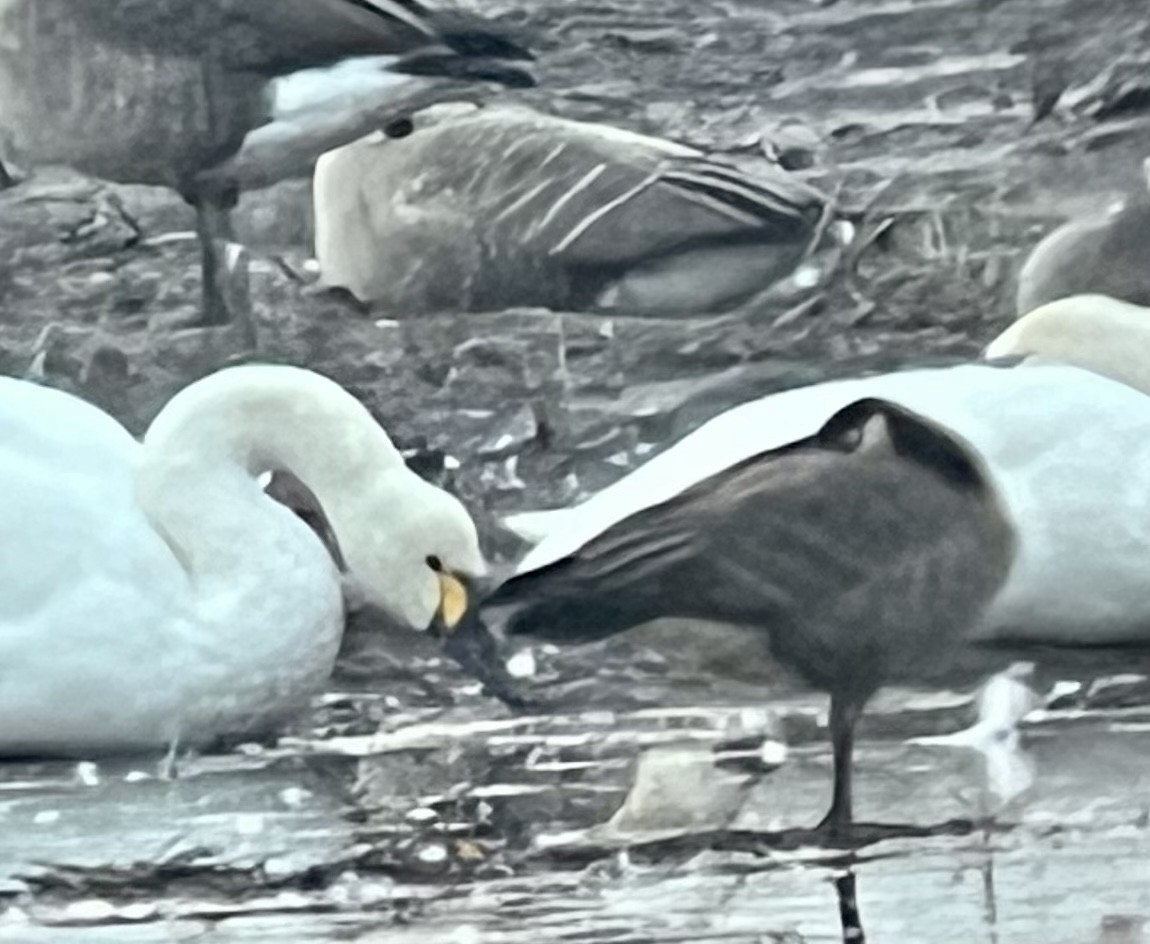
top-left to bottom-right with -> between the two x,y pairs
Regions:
313,102 -> 831,315
0,365 -> 483,756
506,295 -> 1150,647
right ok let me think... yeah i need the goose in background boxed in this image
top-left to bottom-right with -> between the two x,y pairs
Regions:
313,102 -> 833,316
475,397 -> 1016,839
1016,159 -> 1150,315
0,0 -> 535,326
0,364 -> 516,758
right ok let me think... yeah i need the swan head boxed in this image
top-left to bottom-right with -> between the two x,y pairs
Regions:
984,293 -> 1150,395
142,363 -> 489,634
335,469 -> 486,634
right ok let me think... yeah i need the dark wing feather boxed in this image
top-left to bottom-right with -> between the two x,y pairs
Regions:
541,153 -> 829,266
654,154 -> 828,229
488,503 -> 703,644
428,115 -> 829,267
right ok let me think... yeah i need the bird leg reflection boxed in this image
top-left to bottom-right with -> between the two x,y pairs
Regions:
833,868 -> 868,944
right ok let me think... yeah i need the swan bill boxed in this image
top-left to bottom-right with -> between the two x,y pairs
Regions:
437,571 -> 469,631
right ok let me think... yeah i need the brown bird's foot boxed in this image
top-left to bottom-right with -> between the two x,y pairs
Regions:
807,814 -> 976,849
691,816 -> 974,858
813,796 -> 854,844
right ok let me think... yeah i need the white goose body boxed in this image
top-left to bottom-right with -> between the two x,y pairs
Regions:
0,365 -> 483,756
510,297 -> 1150,647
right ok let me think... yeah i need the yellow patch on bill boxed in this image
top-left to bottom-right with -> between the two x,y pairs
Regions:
438,572 -> 468,630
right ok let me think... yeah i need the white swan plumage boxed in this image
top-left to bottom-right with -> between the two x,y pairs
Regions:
0,364 -> 484,756
505,294 -> 1150,647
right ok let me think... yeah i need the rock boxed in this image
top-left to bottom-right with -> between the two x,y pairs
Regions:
601,743 -> 759,834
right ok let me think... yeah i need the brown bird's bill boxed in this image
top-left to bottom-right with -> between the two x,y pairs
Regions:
431,597 -> 531,712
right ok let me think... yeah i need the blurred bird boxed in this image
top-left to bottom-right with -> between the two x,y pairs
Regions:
1016,159 -> 1150,315
313,102 -> 833,315
0,0 -> 534,325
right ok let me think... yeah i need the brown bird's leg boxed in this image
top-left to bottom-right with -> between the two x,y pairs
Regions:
0,160 -> 14,189
816,694 -> 862,840
192,189 -> 239,326
188,184 -> 256,347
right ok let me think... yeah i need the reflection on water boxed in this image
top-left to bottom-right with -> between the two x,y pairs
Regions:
1,694 -> 1149,943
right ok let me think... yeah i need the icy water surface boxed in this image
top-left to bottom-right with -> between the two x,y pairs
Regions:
2,662 -> 1149,944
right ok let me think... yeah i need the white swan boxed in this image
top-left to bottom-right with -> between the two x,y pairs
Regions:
503,294 -> 1150,646
0,364 -> 484,757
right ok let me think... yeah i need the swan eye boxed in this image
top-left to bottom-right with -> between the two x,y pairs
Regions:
426,554 -> 443,572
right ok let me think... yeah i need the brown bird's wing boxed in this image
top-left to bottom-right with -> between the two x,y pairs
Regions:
536,152 -> 829,267
62,0 -> 531,76
490,398 -> 1014,697
516,147 -> 826,267
375,108 -> 828,268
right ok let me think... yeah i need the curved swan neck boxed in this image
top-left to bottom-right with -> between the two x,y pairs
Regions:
138,366 -> 406,576
145,366 -> 402,481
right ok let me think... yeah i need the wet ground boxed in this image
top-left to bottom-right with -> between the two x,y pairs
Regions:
5,0 -> 1150,939
2,635 -> 1150,943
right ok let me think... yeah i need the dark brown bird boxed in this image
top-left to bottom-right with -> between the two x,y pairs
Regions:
0,0 -> 534,324
476,398 -> 1017,839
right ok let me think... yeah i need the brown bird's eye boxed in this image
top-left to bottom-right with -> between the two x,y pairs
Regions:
426,554 -> 443,572
385,117 -> 414,138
